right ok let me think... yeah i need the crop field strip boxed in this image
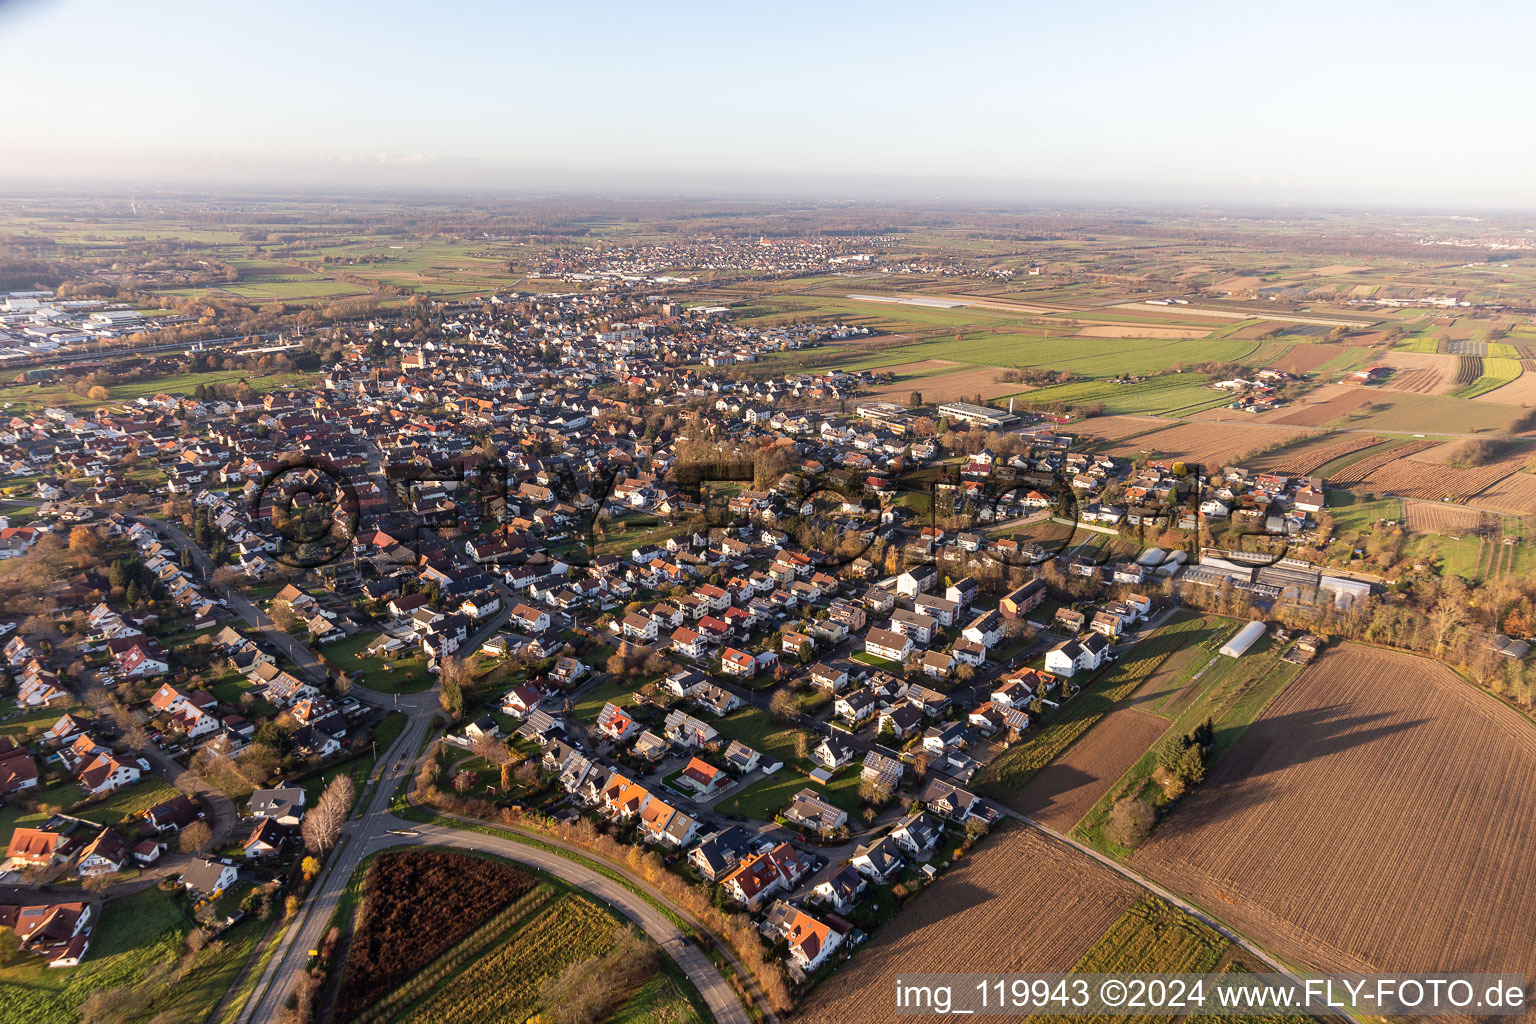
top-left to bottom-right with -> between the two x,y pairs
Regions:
1348,450 -> 1526,503
1267,343 -> 1346,373
1467,470 -> 1536,516
1452,356 -> 1523,399
1100,422 -> 1313,469
1268,387 -> 1378,427
349,886 -> 555,1024
1400,499 -> 1485,536
1072,628 -> 1302,854
980,615 -> 1218,800
398,896 -> 623,1024
1322,439 -> 1439,485
796,825 -> 1142,1024
1012,703 -> 1170,832
1255,433 -> 1383,477
1069,414 -> 1177,443
1131,644 -> 1536,981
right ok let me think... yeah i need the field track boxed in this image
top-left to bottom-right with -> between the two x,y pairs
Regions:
798,824 -> 1139,1024
1132,644 -> 1536,981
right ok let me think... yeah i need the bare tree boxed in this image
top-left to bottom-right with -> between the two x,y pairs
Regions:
179,821 -> 212,854
473,730 -> 510,766
301,773 -> 355,854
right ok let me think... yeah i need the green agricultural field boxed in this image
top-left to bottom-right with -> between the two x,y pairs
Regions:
217,276 -> 369,301
1452,356 -> 1523,399
325,632 -> 435,694
75,777 -> 181,827
834,330 -> 1259,379
0,368 -> 317,416
1074,630 -> 1301,854
0,888 -> 202,1024
732,293 -> 1030,332
1007,373 -> 1232,416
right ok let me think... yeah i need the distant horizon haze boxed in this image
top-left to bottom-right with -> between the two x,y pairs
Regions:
1,0 -> 1533,209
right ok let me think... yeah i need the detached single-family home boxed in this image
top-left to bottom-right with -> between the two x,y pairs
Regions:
850,835 -> 906,883
181,857 -> 239,896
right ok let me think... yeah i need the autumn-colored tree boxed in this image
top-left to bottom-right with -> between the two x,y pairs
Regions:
68,526 -> 99,554
301,856 -> 321,882
768,688 -> 797,722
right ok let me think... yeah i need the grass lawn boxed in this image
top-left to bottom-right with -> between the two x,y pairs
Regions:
592,514 -> 692,561
327,631 -> 435,694
76,776 -> 182,827
0,779 -> 79,836
851,651 -> 903,672
0,705 -> 74,738
572,678 -> 639,723
710,707 -> 815,764
0,887 -> 186,1024
714,764 -> 862,819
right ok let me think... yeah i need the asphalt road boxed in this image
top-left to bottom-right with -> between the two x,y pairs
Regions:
239,686 -> 749,1024
138,514 -> 329,684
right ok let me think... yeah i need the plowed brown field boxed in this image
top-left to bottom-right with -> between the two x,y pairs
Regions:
1104,422 -> 1312,467
1347,445 -> 1522,502
1269,344 -> 1345,373
1401,500 -> 1484,536
1132,644 -> 1536,979
1255,433 -> 1382,477
1072,415 -> 1172,441
1381,351 -> 1456,395
1271,387 -> 1377,426
1013,706 -> 1169,831
1325,439 -> 1438,484
798,825 -> 1139,1024
1471,471 -> 1536,515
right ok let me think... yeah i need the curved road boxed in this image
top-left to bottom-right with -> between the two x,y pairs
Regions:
239,693 -> 748,1024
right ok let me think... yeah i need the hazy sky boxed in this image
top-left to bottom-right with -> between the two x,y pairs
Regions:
2,0 -> 1533,206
